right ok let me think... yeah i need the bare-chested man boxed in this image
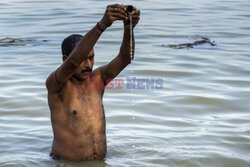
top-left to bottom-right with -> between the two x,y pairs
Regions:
46,4 -> 140,161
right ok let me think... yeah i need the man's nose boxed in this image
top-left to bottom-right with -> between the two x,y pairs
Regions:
84,59 -> 91,68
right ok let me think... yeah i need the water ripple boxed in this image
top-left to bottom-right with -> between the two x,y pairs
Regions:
1,0 -> 250,166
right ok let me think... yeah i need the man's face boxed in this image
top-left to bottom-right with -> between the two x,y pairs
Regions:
63,49 -> 95,81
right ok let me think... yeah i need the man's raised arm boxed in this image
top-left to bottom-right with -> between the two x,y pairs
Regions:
46,4 -> 128,93
99,7 -> 140,85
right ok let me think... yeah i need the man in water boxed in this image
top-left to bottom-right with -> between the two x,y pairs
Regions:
46,4 -> 140,161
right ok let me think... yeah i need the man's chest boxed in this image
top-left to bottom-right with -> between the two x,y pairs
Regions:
64,85 -> 103,111
59,85 -> 105,132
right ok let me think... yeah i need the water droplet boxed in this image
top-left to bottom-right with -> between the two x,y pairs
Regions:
129,13 -> 133,62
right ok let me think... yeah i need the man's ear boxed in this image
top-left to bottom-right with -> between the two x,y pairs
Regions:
62,55 -> 67,62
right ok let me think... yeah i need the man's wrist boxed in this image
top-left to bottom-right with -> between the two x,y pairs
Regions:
124,23 -> 134,30
97,21 -> 107,32
124,26 -> 133,31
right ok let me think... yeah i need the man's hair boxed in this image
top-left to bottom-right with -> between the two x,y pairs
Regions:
61,34 -> 83,57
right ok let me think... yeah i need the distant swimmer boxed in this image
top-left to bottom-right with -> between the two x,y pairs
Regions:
45,4 -> 140,161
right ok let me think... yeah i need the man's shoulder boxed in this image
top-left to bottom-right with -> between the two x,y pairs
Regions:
92,67 -> 103,77
91,65 -> 109,81
45,71 -> 54,88
46,71 -> 69,95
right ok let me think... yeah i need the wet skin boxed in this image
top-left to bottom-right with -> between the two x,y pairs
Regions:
46,4 -> 140,161
48,50 -> 108,161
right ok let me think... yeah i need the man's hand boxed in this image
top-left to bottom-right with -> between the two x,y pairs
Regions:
100,4 -> 128,28
124,7 -> 140,29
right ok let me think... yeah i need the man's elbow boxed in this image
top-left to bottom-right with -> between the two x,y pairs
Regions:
118,54 -> 131,65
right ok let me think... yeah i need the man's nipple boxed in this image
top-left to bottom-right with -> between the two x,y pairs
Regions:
73,110 -> 77,115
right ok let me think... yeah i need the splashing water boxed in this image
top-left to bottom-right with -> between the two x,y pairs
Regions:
129,12 -> 136,159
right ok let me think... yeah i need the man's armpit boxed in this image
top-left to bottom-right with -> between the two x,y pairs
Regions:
54,69 -> 61,85
46,71 -> 64,93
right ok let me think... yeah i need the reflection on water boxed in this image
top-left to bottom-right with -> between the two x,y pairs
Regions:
0,0 -> 250,166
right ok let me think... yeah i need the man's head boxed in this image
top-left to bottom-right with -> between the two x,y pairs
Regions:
61,34 -> 94,81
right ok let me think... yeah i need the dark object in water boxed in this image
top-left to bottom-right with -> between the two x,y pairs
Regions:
0,37 -> 48,47
162,37 -> 216,49
0,37 -> 24,42
0,37 -> 25,46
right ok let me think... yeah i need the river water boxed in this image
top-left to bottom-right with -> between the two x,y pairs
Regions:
0,0 -> 250,166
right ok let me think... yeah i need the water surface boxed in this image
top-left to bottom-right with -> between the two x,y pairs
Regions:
0,0 -> 250,166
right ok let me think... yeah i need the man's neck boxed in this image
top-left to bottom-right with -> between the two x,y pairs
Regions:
70,76 -> 88,87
